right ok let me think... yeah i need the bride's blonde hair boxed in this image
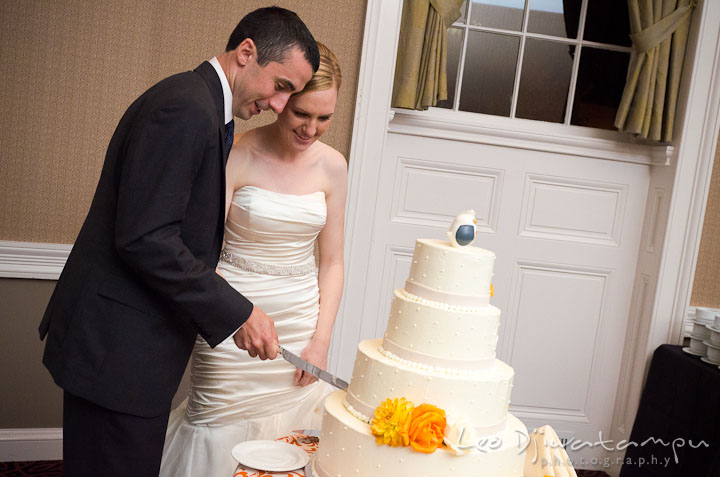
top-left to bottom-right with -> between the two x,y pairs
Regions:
299,42 -> 342,93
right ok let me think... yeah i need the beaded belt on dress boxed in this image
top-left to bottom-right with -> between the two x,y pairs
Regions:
220,249 -> 317,276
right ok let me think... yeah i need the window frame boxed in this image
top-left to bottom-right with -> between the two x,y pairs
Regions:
446,0 -> 634,126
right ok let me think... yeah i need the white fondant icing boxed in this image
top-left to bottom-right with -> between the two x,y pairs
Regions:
314,234 -> 525,476
384,289 -> 500,363
314,391 -> 527,477
405,279 -> 489,306
397,288 -> 487,312
378,342 -> 492,375
406,239 -> 495,301
346,340 -> 513,430
342,397 -> 371,423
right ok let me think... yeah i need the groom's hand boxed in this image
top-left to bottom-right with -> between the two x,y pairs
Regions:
233,306 -> 278,360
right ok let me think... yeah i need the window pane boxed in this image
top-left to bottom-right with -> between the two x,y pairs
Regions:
516,40 -> 574,123
571,47 -> 630,129
437,28 -> 465,110
459,31 -> 520,117
470,0 -> 526,31
458,0 -> 469,24
584,0 -> 631,46
527,0 -> 581,39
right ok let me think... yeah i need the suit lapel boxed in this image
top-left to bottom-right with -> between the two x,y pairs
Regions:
195,61 -> 227,154
195,61 -> 226,127
195,61 -> 229,253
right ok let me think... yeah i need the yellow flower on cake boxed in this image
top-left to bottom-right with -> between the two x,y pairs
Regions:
408,403 -> 447,453
370,397 -> 414,447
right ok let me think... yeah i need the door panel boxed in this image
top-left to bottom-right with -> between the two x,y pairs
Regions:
337,129 -> 649,462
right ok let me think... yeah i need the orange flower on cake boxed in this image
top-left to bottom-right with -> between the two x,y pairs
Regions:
370,397 -> 414,447
407,403 -> 447,453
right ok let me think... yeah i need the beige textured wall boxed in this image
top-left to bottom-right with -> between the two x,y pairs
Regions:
0,0 -> 366,244
0,0 -> 366,429
0,277 -> 191,428
691,137 -> 720,307
0,279 -> 62,428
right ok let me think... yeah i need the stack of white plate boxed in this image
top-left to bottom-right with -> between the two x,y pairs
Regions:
703,309 -> 720,367
684,307 -> 720,368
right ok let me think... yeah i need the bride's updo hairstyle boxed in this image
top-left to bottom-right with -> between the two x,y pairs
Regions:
298,42 -> 342,94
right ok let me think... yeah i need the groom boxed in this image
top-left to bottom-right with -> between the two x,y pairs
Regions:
39,7 -> 319,476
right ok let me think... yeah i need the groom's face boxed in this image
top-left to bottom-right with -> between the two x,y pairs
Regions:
232,46 -> 313,120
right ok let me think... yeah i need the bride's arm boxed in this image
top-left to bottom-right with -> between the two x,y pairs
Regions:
296,149 -> 348,386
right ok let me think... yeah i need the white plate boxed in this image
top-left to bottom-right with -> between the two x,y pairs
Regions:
707,324 -> 720,334
702,339 -> 720,350
700,356 -> 720,366
692,318 -> 715,326
231,440 -> 309,472
682,347 -> 705,357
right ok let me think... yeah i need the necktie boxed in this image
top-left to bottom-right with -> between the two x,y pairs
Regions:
224,119 -> 235,163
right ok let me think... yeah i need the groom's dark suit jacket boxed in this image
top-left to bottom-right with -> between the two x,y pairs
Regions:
39,61 -> 252,418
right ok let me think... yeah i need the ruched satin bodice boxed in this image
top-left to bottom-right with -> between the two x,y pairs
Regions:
223,185 -> 326,266
161,186 -> 333,477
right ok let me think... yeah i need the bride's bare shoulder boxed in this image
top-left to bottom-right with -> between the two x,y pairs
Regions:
226,132 -> 261,189
231,129 -> 258,151
313,142 -> 347,197
228,130 -> 263,165
315,141 -> 347,175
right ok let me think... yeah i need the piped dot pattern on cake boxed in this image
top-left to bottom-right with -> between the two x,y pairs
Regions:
312,216 -> 527,476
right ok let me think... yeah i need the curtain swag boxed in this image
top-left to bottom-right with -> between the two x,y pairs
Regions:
615,0 -> 696,142
391,0 -> 464,111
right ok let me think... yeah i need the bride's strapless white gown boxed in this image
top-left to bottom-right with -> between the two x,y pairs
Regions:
160,186 -> 334,477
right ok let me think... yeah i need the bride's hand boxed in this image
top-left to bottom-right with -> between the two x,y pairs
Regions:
294,340 -> 329,387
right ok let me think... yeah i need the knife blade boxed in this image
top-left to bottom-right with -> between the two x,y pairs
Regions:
277,345 -> 349,390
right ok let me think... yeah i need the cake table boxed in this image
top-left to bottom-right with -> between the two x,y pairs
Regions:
231,426 -> 577,477
233,431 -> 318,477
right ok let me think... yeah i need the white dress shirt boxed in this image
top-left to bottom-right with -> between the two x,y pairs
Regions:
208,57 -> 233,124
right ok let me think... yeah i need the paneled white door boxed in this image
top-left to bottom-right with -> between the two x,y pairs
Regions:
334,125 -> 649,466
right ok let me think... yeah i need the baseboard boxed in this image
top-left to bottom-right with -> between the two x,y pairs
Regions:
0,428 -> 62,462
0,241 -> 71,280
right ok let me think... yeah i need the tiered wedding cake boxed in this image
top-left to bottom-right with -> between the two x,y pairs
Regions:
312,212 -> 527,476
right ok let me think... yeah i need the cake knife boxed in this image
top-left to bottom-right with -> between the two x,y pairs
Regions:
277,345 -> 349,390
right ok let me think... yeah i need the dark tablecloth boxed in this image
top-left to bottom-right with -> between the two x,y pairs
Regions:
619,344 -> 720,476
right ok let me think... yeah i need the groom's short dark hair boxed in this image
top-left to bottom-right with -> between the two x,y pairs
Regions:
226,7 -> 320,72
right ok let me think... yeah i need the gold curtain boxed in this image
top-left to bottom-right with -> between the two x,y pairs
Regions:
614,0 -> 695,142
391,0 -> 464,110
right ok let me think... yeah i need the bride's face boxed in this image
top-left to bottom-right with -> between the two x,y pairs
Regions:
277,86 -> 338,151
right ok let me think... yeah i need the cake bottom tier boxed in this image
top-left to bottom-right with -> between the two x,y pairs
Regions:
313,390 -> 527,477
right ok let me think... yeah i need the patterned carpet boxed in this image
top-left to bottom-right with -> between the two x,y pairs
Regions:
0,460 -> 612,476
0,461 -> 62,476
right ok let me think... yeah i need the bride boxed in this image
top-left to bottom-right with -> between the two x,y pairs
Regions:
160,42 -> 346,477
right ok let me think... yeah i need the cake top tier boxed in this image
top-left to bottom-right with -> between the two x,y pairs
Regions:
406,239 -> 495,307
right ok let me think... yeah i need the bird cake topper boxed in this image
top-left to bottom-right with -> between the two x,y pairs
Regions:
447,210 -> 478,247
